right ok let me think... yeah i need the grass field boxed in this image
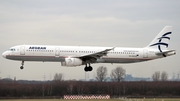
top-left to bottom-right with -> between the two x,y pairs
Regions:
0,99 -> 180,101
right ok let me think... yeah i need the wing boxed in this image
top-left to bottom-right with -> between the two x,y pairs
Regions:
73,47 -> 115,62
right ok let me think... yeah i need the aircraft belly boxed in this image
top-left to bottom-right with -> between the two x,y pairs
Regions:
101,57 -> 146,63
6,55 -> 65,62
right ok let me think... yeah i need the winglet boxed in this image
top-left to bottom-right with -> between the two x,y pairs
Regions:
106,47 -> 115,51
76,47 -> 116,58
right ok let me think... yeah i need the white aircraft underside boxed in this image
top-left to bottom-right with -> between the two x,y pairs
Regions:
2,26 -> 176,72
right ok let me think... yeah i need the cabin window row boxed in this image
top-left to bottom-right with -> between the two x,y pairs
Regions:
109,52 -> 136,54
26,49 -> 136,54
60,50 -> 96,53
60,51 -> 135,54
60,50 -> 75,53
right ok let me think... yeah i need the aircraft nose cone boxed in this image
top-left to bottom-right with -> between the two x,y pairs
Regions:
2,52 -> 6,58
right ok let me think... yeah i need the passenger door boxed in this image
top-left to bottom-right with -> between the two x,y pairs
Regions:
20,46 -> 25,55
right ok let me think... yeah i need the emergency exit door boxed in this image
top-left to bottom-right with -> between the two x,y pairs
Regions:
55,47 -> 60,57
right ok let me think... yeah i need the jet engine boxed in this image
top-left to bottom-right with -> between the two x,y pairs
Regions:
61,58 -> 83,67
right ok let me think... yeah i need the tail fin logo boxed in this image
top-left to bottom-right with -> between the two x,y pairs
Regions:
150,32 -> 172,56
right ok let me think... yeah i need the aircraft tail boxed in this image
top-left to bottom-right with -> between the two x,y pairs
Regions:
146,26 -> 173,51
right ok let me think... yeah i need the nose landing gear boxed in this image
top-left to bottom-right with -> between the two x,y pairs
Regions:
20,61 -> 24,70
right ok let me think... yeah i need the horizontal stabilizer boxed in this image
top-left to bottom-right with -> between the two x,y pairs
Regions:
156,50 -> 176,55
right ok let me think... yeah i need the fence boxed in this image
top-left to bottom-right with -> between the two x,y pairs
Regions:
64,95 -> 110,99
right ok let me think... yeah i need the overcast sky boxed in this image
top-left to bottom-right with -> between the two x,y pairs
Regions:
0,0 -> 180,81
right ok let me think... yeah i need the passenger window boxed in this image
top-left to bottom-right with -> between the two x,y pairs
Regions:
10,49 -> 15,51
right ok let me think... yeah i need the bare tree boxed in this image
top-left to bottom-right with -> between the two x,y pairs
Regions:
152,71 -> 160,81
77,83 -> 86,94
110,66 -> 126,82
54,73 -> 63,81
96,66 -> 107,82
161,71 -> 168,81
67,84 -> 74,94
172,72 -> 176,81
177,71 -> 180,81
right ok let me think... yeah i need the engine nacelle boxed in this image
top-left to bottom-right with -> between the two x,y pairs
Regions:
61,58 -> 83,67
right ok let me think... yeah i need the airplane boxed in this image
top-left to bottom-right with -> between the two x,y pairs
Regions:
2,26 -> 176,72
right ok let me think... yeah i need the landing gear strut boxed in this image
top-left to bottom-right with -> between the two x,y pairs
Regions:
20,61 -> 24,70
84,63 -> 93,72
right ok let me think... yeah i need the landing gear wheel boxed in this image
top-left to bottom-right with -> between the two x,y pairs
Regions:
20,60 -> 24,70
89,66 -> 93,71
84,65 -> 89,72
84,67 -> 89,72
20,66 -> 24,70
84,63 -> 93,72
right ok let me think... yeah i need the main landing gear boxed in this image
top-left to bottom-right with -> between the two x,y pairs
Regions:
20,61 -> 24,70
84,63 -> 93,72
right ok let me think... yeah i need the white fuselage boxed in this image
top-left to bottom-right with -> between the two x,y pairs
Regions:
2,45 -> 165,64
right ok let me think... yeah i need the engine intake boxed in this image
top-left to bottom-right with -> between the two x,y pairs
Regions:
61,58 -> 83,67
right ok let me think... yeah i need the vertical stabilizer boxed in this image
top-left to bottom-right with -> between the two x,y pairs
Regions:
146,26 -> 172,51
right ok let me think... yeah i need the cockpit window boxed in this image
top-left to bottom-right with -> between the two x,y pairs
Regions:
9,48 -> 16,51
